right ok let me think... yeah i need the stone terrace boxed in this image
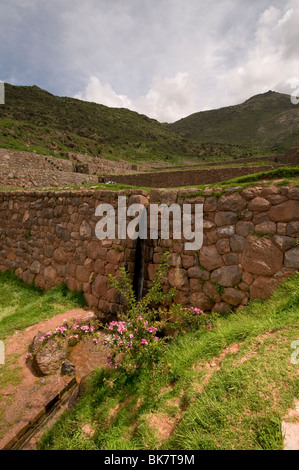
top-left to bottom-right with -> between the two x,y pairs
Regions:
0,185 -> 298,317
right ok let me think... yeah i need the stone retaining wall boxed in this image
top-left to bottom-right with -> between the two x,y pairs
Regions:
0,185 -> 298,318
105,164 -> 278,188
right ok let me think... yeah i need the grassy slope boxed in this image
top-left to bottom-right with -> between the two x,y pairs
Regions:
168,91 -> 299,153
38,275 -> 299,450
0,84 -> 268,163
0,271 -> 86,340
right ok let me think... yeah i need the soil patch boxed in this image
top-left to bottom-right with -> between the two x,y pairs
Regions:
0,308 -> 110,450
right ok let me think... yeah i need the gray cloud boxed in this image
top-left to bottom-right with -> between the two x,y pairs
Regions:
1,0 -> 298,121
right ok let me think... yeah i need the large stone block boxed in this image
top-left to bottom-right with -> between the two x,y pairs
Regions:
210,265 -> 242,287
168,267 -> 189,290
242,236 -> 283,275
199,245 -> 223,271
222,288 -> 246,306
269,200 -> 299,222
250,277 -> 279,300
284,247 -> 299,268
248,197 -> 271,212
215,211 -> 238,226
217,193 -> 246,212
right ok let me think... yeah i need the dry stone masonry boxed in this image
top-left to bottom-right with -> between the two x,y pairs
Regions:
0,185 -> 298,317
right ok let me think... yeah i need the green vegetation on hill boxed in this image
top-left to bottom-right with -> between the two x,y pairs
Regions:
38,275 -> 299,450
168,91 -> 299,154
0,84 -> 268,163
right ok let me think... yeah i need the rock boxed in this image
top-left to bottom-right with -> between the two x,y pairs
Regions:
215,211 -> 238,226
230,234 -> 245,252
216,238 -> 231,254
203,220 -> 216,231
242,272 -> 253,285
242,236 -> 283,275
202,281 -> 221,303
168,268 -> 189,289
56,224 -> 71,241
241,187 -> 262,200
53,247 -> 68,264
30,260 -> 41,274
265,195 -> 286,205
76,265 -> 91,283
199,246 -> 223,271
217,193 -> 246,212
79,220 -> 92,239
277,222 -> 287,236
222,288 -> 246,306
269,200 -> 299,222
181,254 -> 195,269
204,196 -> 217,212
61,360 -> 75,376
255,221 -> 276,235
236,221 -> 254,237
248,197 -> 271,212
31,337 -> 68,376
210,265 -> 242,287
288,188 -> 299,200
284,247 -> 299,269
273,236 -> 295,253
212,302 -> 232,314
217,225 -> 235,237
190,293 -> 213,311
187,266 -> 210,281
86,241 -> 101,259
286,221 -> 299,237
223,252 -> 239,265
250,277 -> 279,300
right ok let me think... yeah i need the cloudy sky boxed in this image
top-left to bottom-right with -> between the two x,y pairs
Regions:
1,0 -> 299,122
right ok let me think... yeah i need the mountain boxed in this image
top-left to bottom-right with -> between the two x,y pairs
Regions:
0,83 -> 245,165
0,84 -> 269,165
1,85 -> 297,165
168,91 -> 299,153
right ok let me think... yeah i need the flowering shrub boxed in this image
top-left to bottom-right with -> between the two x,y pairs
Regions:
26,316 -> 99,360
104,252 -> 214,375
104,252 -> 174,374
103,316 -> 164,373
163,305 -> 214,334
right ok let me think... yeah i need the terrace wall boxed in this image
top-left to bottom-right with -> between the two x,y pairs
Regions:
0,185 -> 298,318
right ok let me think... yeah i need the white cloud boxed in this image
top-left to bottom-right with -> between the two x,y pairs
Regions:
74,76 -> 132,109
212,1 -> 299,107
2,0 -> 299,121
75,72 -> 199,122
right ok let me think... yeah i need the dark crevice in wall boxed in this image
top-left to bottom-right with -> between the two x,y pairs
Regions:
133,238 -> 146,301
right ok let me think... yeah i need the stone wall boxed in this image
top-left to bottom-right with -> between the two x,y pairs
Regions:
0,185 -> 298,318
0,149 -> 143,188
104,164 -> 278,188
144,186 -> 299,313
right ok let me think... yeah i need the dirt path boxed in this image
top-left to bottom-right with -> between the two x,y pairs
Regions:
0,308 -> 109,450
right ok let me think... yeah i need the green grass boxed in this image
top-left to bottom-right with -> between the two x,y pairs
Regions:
38,274 -> 299,450
0,271 -> 86,340
179,166 -> 299,197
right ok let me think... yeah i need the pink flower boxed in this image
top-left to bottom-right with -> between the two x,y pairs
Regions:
148,326 -> 157,333
129,333 -> 134,339
141,339 -> 148,346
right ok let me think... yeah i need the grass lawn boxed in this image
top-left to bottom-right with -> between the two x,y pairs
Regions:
37,274 -> 299,450
0,270 -> 86,340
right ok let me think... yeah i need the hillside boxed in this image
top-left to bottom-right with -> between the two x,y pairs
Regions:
168,91 -> 299,153
0,84 -> 269,165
